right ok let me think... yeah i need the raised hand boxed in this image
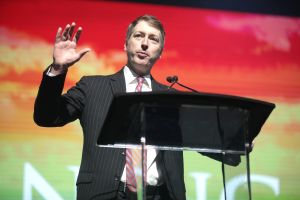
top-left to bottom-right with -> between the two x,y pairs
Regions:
51,22 -> 90,75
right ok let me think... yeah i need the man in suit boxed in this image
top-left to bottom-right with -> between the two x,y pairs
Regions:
34,15 -> 186,200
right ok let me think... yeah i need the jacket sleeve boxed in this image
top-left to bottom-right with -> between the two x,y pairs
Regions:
33,69 -> 87,127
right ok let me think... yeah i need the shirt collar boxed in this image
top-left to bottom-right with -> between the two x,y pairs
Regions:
123,66 -> 151,88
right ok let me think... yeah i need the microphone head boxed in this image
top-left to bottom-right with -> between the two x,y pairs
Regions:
166,76 -> 173,83
166,75 -> 178,83
173,75 -> 178,82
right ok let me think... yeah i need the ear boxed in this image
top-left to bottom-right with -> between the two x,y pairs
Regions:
159,49 -> 163,59
124,43 -> 127,51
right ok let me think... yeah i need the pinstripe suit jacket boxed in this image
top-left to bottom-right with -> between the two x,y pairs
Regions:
34,68 -> 186,200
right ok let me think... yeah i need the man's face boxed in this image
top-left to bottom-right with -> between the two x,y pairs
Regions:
125,20 -> 163,76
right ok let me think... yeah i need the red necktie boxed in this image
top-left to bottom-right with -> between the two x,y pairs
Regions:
126,77 -> 147,192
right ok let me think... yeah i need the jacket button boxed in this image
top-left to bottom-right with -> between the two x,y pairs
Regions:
121,151 -> 125,156
114,176 -> 119,181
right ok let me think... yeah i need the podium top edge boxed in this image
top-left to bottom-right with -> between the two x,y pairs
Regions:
113,91 -> 276,110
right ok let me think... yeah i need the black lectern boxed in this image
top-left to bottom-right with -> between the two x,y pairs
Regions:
97,91 -> 275,200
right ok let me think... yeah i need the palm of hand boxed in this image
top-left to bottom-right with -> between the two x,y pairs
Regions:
54,40 -> 80,67
52,23 -> 90,70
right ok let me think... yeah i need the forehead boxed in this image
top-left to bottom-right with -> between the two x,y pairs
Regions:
132,20 -> 161,37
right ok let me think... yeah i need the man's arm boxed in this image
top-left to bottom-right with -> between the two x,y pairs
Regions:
34,71 -> 87,127
33,22 -> 90,126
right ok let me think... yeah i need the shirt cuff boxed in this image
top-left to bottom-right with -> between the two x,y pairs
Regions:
46,67 -> 56,77
46,65 -> 67,77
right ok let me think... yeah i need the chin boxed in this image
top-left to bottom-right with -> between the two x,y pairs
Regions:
133,65 -> 151,76
127,57 -> 154,75
135,68 -> 149,76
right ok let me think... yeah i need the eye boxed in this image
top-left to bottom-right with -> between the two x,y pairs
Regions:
133,33 -> 143,39
149,36 -> 159,43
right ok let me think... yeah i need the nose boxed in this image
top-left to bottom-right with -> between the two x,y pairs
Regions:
141,38 -> 148,51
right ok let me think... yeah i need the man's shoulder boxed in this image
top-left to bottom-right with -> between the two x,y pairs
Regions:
151,77 -> 170,91
81,74 -> 107,80
80,71 -> 121,82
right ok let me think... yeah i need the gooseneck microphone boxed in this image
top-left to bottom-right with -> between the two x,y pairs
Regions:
166,75 -> 178,89
166,75 -> 200,93
166,75 -> 178,83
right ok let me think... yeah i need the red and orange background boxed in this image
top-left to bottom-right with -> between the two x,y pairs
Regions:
0,1 -> 299,199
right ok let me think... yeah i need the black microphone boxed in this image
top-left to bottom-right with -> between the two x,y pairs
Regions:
166,75 -> 178,89
166,75 -> 200,93
166,75 -> 178,83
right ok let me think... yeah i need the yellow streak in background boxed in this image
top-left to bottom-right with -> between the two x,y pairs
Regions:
0,26 -> 124,81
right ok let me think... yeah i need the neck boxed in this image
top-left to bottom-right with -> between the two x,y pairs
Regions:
126,64 -> 151,77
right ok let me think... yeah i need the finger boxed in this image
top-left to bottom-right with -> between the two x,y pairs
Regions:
68,22 -> 76,39
55,27 -> 62,42
73,27 -> 83,43
62,24 -> 71,40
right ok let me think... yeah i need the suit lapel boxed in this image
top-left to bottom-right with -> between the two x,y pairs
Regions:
151,76 -> 166,92
109,69 -> 126,94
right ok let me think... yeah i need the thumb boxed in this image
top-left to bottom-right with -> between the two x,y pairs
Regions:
78,48 -> 91,60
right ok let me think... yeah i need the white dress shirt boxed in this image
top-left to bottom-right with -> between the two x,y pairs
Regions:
120,66 -> 161,186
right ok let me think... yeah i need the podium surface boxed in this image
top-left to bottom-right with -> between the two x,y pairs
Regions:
97,91 -> 275,154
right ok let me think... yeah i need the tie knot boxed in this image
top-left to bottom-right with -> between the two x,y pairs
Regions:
137,76 -> 144,83
135,77 -> 145,92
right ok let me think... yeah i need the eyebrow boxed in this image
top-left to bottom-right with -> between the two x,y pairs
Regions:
134,31 -> 160,38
